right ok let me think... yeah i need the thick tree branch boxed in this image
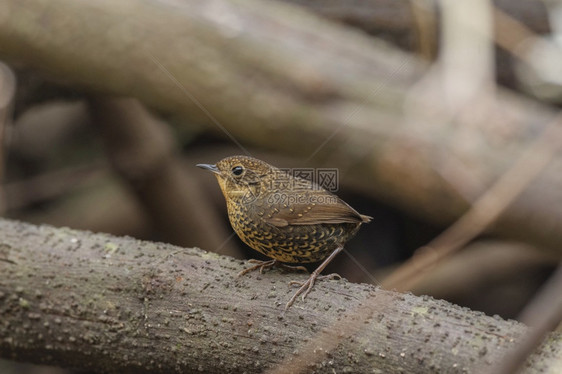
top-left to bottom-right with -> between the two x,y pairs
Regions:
0,218 -> 560,373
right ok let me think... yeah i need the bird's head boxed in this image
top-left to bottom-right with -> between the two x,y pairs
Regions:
197,155 -> 273,203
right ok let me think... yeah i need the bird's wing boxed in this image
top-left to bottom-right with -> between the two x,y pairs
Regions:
263,190 -> 371,227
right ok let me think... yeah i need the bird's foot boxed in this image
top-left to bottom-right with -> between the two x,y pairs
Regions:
285,272 -> 341,310
238,259 -> 307,277
238,259 -> 277,277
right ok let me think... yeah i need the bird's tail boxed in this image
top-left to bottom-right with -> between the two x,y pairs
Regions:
360,214 -> 373,223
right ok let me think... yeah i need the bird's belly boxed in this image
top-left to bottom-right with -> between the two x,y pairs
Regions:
228,208 -> 358,263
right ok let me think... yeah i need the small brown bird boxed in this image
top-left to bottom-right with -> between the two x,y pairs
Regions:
197,156 -> 371,309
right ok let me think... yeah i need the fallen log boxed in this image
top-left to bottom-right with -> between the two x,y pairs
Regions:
0,218 -> 560,373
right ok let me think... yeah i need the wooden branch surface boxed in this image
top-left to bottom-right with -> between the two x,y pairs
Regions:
1,0 -> 562,254
0,218 -> 560,373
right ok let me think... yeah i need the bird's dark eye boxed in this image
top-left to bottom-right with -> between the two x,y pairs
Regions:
232,165 -> 244,176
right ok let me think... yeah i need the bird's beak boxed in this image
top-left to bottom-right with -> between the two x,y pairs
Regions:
196,163 -> 220,174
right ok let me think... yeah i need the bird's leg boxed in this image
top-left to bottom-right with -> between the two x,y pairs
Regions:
285,246 -> 344,310
238,259 -> 308,277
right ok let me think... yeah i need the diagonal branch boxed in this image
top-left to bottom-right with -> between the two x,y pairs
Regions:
0,218 -> 560,373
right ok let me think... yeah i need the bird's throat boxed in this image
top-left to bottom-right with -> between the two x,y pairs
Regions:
216,175 -> 247,200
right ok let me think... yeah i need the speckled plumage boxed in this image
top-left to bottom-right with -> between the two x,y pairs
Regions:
197,155 -> 371,308
232,201 -> 361,263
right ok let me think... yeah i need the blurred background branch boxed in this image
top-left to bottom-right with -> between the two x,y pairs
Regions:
0,0 -> 561,253
0,0 -> 562,372
0,62 -> 15,216
88,97 -> 242,258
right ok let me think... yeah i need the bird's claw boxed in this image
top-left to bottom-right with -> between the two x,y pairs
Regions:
238,259 -> 308,277
238,259 -> 277,277
285,273 -> 341,310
